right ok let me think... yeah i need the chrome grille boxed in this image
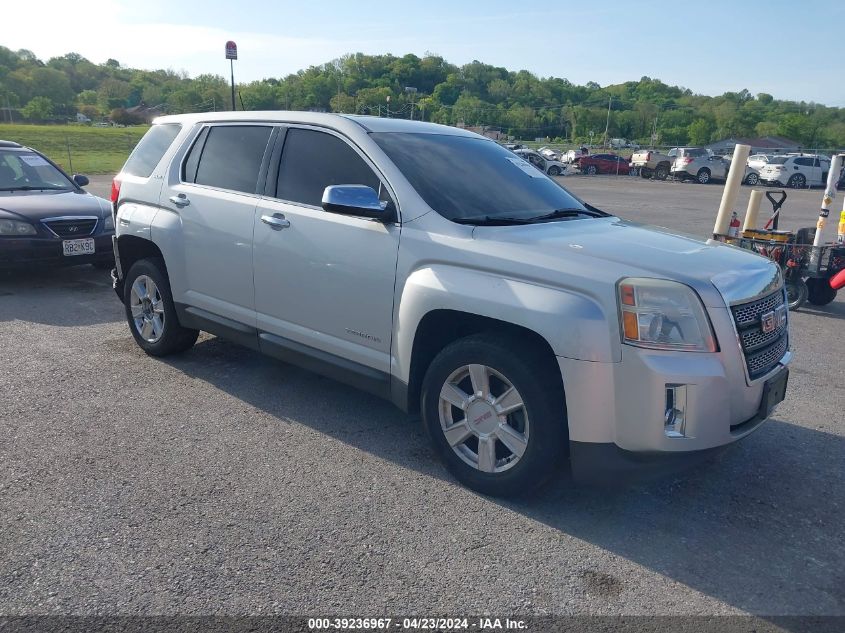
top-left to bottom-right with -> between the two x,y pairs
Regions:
730,289 -> 789,380
746,335 -> 789,378
43,218 -> 97,237
732,291 -> 783,327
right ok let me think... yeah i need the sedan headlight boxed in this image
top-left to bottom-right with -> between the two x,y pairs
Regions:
0,219 -> 37,236
102,213 -> 115,231
618,278 -> 717,352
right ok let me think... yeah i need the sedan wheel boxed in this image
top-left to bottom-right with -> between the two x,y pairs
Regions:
745,172 -> 759,186
548,166 -> 561,176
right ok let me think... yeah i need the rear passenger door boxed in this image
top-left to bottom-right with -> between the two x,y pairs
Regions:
252,126 -> 400,375
162,124 -> 273,325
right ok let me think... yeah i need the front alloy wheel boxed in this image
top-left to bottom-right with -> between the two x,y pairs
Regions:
439,364 -> 530,474
130,275 -> 165,343
421,333 -> 567,497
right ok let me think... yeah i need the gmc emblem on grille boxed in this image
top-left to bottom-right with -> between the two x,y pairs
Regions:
761,305 -> 787,334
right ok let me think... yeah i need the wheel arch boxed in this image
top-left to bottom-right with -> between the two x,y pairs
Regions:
115,235 -> 168,297
403,309 -> 565,419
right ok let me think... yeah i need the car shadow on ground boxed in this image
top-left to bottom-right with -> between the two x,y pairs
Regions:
163,335 -> 844,621
0,265 -> 121,326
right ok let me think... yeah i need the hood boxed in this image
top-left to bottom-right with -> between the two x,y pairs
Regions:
0,189 -> 109,221
473,217 -> 780,307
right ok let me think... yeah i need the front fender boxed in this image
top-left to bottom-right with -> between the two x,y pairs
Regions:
393,265 -> 619,383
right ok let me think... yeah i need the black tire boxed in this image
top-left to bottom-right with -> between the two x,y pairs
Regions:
785,277 -> 809,311
123,257 -> 199,356
806,277 -> 837,306
788,174 -> 806,189
745,172 -> 759,186
421,332 -> 567,497
654,163 -> 669,180
585,165 -> 598,175
639,168 -> 652,179
548,165 -> 561,176
696,168 -> 711,184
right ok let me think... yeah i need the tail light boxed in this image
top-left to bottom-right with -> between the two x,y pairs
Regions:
682,157 -> 694,165
110,177 -> 121,213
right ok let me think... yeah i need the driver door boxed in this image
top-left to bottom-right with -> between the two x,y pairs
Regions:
252,127 -> 400,376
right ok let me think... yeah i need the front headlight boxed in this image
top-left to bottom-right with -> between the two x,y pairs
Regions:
618,278 -> 717,352
0,219 -> 37,236
102,213 -> 115,231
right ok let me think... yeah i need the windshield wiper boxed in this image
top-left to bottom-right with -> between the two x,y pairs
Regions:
452,215 -> 535,226
524,207 -> 605,222
0,185 -> 67,191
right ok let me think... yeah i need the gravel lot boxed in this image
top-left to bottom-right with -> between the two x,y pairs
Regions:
1,175 -> 843,619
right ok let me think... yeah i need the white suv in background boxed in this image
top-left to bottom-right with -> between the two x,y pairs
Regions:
758,154 -> 832,188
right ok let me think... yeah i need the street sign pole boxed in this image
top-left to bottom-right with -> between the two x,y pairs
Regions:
225,41 -> 238,111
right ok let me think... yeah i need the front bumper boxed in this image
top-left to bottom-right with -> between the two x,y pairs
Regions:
0,232 -> 114,269
559,318 -> 791,479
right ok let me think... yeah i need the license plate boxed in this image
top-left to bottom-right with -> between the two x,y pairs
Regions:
62,238 -> 96,256
760,368 -> 789,417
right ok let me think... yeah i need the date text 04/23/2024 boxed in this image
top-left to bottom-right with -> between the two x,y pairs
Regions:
307,617 -> 527,630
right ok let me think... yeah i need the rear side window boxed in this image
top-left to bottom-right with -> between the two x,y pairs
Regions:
123,123 -> 181,178
276,128 -> 383,206
794,157 -> 813,167
193,125 -> 272,194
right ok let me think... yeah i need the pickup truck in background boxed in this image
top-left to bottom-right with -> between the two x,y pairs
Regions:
630,148 -> 676,180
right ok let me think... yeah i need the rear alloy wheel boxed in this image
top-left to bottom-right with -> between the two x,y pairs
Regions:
421,333 -> 566,497
585,165 -> 598,175
806,277 -> 837,306
788,174 -> 806,189
745,172 -> 759,186
696,168 -> 711,184
654,164 -> 669,180
124,258 -> 199,356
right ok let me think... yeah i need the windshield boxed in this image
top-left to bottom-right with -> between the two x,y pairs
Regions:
0,149 -> 74,191
371,132 -> 588,221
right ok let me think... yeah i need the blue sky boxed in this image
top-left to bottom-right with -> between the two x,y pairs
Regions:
5,0 -> 844,105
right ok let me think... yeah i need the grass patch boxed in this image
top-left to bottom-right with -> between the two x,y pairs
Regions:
0,124 -> 149,174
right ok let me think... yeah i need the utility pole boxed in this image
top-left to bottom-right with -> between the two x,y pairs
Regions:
404,86 -> 417,121
386,95 -> 391,118
604,95 -> 612,147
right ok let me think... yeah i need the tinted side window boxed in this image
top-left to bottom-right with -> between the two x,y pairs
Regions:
182,127 -> 210,183
277,128 -> 382,206
794,157 -> 813,167
195,125 -> 272,194
123,123 -> 181,178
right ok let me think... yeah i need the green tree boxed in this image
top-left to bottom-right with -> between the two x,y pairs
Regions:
688,118 -> 715,145
22,96 -> 53,121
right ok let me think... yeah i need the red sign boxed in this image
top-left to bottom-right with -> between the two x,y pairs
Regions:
225,41 -> 238,60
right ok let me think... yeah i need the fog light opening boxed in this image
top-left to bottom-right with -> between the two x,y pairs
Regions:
664,384 -> 687,438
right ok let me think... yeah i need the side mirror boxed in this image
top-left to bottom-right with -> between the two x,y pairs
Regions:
322,185 -> 394,221
73,174 -> 89,187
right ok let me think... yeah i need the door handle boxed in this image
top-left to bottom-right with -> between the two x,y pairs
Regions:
261,213 -> 290,230
169,193 -> 190,208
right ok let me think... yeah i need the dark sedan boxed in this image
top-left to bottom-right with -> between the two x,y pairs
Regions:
0,140 -> 114,270
576,153 -> 632,175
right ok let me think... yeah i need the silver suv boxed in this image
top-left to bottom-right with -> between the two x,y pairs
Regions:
671,148 -> 729,184
110,112 -> 791,496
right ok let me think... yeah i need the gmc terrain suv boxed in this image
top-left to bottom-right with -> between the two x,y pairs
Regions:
111,112 -> 791,496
